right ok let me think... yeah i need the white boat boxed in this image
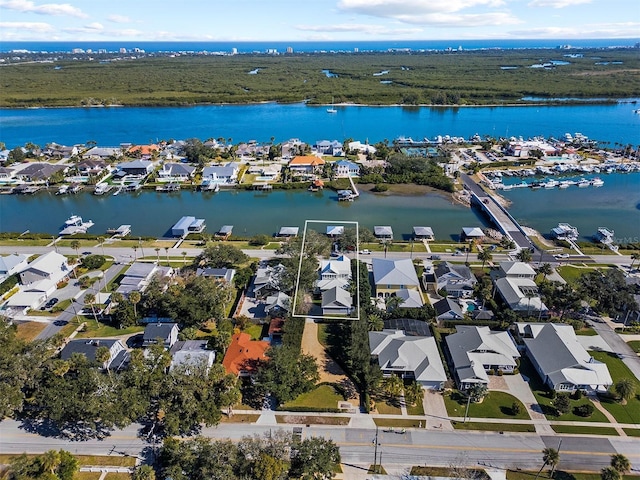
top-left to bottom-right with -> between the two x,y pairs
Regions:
558,180 -> 572,188
327,97 -> 337,114
94,183 -> 112,195
544,180 -> 559,188
577,178 -> 590,187
591,177 -> 604,187
56,185 -> 69,195
64,214 -> 83,226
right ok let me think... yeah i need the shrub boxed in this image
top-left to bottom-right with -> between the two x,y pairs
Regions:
497,369 -> 503,376
249,234 -> 271,246
81,254 -> 106,270
372,183 -> 388,192
511,401 -> 521,416
553,393 -> 571,415
574,403 -> 595,417
572,389 -> 583,400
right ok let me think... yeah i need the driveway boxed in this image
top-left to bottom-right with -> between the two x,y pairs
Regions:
498,374 -> 554,434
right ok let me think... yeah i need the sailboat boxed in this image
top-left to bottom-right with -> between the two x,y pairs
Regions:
327,97 -> 337,114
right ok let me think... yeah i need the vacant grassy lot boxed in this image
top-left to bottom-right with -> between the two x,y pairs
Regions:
15,321 -> 47,341
453,421 -> 535,433
275,415 -> 349,425
2,49 -> 639,107
444,391 -> 529,420
75,322 -> 145,339
590,351 -> 640,424
283,384 -> 345,410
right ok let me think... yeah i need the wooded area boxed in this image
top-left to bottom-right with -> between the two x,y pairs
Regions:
2,49 -> 639,107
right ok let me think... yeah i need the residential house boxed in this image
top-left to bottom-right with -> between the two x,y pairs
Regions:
76,159 -> 109,176
316,255 -> 351,292
19,251 -> 71,297
201,163 -> 239,184
0,167 -> 16,180
15,163 -> 68,182
333,160 -> 360,177
372,258 -> 422,307
347,141 -> 376,155
116,262 -> 173,295
492,261 -> 547,315
321,286 -> 353,315
117,160 -> 153,176
44,143 -> 78,158
82,146 -> 121,161
369,329 -> 447,389
253,264 -> 285,299
460,227 -> 485,242
0,150 -> 10,163
281,139 -> 307,159
433,298 -> 465,321
196,267 -> 236,284
413,226 -> 434,241
394,289 -> 424,308
314,140 -> 343,157
434,262 -> 477,298
517,323 -> 612,393
265,292 -> 291,316
61,339 -> 129,371
158,163 -> 196,181
0,254 -> 29,282
169,340 -> 215,373
222,332 -> 269,377
445,325 -> 520,389
127,144 -> 160,157
374,226 -> 393,240
143,322 -> 179,349
288,156 -> 325,175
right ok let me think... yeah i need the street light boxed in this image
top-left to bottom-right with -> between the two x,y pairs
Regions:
138,237 -> 145,259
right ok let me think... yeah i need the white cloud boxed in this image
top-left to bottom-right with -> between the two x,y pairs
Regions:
107,14 -> 131,24
528,0 -> 592,8
0,20 -> 53,32
0,0 -> 87,17
509,22 -> 640,38
296,23 -> 423,35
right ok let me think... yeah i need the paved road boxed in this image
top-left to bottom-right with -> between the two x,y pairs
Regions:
1,419 -> 638,472
589,319 -> 640,381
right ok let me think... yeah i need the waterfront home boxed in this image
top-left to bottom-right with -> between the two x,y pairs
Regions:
492,262 -> 547,315
117,159 -> 153,176
281,139 -> 308,159
517,323 -> 612,393
374,226 -> 393,240
319,255 -> 351,281
314,140 -> 343,157
253,264 -> 285,299
433,298 -> 465,321
61,339 -> 129,371
143,322 -> 179,349
222,332 -> 269,377
460,227 -> 485,242
201,163 -> 239,184
127,144 -> 160,157
44,143 -> 78,158
413,226 -> 434,241
14,163 -> 68,182
169,340 -> 215,373
289,155 -> 325,175
0,254 -> 29,282
372,258 -> 421,302
195,267 -> 236,284
369,329 -> 446,389
334,159 -> 360,177
347,141 -> 376,155
0,150 -> 10,163
434,262 -> 477,298
116,262 -> 173,296
445,325 -> 520,389
551,223 -> 579,241
19,251 -> 71,297
77,159 -> 109,177
321,286 -> 353,315
82,146 -> 122,160
0,166 -> 16,180
171,216 -> 206,236
158,163 -> 196,181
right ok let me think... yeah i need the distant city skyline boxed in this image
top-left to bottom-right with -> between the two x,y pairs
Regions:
0,0 -> 638,43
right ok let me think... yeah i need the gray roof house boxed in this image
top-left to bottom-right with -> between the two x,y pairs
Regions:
372,258 -> 421,303
433,298 -> 465,321
170,340 -> 215,373
201,163 -> 239,184
413,226 -> 434,241
518,323 -> 613,393
116,262 -> 173,295
492,262 -> 547,315
253,264 -> 285,298
395,288 -> 424,308
15,163 -> 68,182
158,163 -> 196,180
196,267 -> 236,283
369,329 -> 447,389
445,325 -> 520,389
143,323 -> 179,349
117,160 -> 153,176
61,339 -> 129,371
322,286 -> 353,316
265,292 -> 291,315
434,262 -> 477,298
0,253 -> 29,279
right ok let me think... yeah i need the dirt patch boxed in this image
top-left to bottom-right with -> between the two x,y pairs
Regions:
301,320 -> 359,401
276,415 -> 350,425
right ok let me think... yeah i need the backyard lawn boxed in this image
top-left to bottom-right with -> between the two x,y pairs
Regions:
75,322 -> 144,339
626,340 -> 640,353
590,351 -> 640,424
282,384 -> 345,411
444,391 -> 529,420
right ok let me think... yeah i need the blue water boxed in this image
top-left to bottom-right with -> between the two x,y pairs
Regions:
3,39 -> 639,54
2,101 -> 639,148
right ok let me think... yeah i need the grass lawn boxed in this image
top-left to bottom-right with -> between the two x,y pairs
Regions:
74,473 -> 102,480
506,470 -> 603,480
413,467 -> 489,478
374,400 -> 402,415
551,424 -> 619,436
575,327 -> 597,336
58,321 -> 82,338
317,323 -> 329,348
374,418 -> 423,428
589,351 -> 640,424
219,413 -> 260,423
407,402 -> 425,416
75,322 -> 144,339
453,421 -> 535,432
556,265 -> 590,284
519,357 -> 610,422
0,454 -> 135,468
243,322 -> 265,340
275,415 -> 349,425
15,321 -> 47,341
104,474 -> 132,480
444,391 -> 530,419
626,340 -> 640,353
283,385 -> 345,410
623,428 -> 640,437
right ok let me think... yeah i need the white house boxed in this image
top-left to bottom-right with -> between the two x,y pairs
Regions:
201,163 -> 239,184
334,160 -> 360,177
492,262 -> 547,315
170,340 -> 215,373
158,163 -> 196,181
369,329 -> 447,389
19,251 -> 71,296
0,254 -> 29,282
434,262 -> 477,298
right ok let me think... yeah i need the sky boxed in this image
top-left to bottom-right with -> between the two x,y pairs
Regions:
0,0 -> 639,42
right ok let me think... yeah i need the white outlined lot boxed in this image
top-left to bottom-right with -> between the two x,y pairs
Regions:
292,220 -> 360,321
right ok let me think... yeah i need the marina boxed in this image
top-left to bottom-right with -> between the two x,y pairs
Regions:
59,214 -> 94,236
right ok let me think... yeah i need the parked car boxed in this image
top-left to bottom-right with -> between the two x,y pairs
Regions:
359,249 -> 371,255
429,255 -> 441,260
45,297 -> 59,308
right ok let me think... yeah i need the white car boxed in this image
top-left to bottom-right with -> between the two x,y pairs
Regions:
359,249 -> 371,255
555,253 -> 570,259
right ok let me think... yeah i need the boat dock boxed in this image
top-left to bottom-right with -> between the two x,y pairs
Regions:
156,182 -> 180,192
106,225 -> 132,237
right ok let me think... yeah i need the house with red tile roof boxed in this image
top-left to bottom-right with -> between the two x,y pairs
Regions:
222,332 -> 269,377
289,155 -> 325,175
127,144 -> 160,157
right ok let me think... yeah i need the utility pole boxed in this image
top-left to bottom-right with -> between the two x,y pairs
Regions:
464,391 -> 472,423
372,426 -> 379,473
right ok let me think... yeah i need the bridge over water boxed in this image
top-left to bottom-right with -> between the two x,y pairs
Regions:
460,173 -> 557,264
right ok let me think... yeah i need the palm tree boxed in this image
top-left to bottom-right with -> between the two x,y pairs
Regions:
84,292 -> 98,324
132,245 -> 138,261
538,263 -> 552,281
516,248 -> 533,263
367,313 -> 384,332
631,252 -> 640,270
614,378 -> 636,405
129,291 -> 141,319
95,345 -> 111,373
610,454 -> 630,475
40,449 -> 61,475
97,236 -> 105,256
543,447 -> 560,478
182,251 -> 188,265
154,247 -> 160,263
164,247 -> 169,265
601,467 -> 621,480
477,249 -> 493,269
